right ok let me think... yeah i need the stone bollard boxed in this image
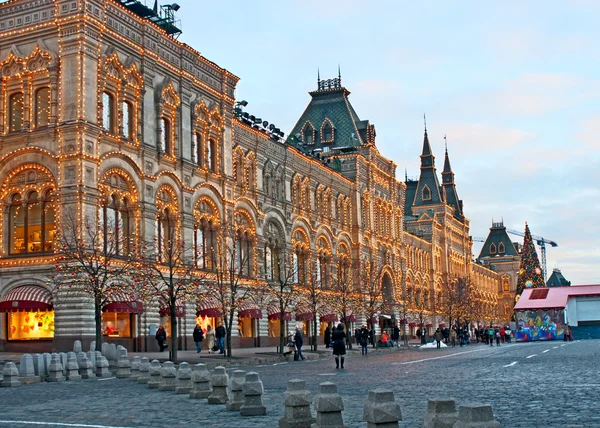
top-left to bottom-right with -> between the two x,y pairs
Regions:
19,354 -> 39,384
423,399 -> 459,428
1,362 -> 21,387
363,389 -> 401,428
33,354 -> 47,380
278,379 -> 314,428
312,382 -> 346,428
101,342 -> 109,358
117,345 -> 128,359
87,351 -> 97,368
147,360 -> 162,389
453,404 -> 500,428
116,355 -> 131,379
137,357 -> 151,384
59,353 -> 68,376
42,353 -> 51,377
108,344 -> 118,373
207,366 -> 229,404
66,353 -> 82,381
226,370 -> 246,411
78,355 -> 96,379
96,356 -> 112,378
158,361 -> 177,391
90,341 -> 96,353
47,354 -> 65,382
240,372 -> 267,416
130,356 -> 141,380
73,340 -> 82,354
175,362 -> 193,394
189,363 -> 212,399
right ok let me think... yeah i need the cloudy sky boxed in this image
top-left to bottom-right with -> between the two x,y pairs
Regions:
169,0 -> 599,284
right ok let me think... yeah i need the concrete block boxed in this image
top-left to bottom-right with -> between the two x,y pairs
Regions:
147,360 -> 162,389
240,372 -> 266,416
189,363 -> 212,399
208,366 -> 229,404
130,356 -> 141,380
78,355 -> 96,379
18,354 -> 39,384
95,356 -> 111,378
90,341 -> 96,353
175,362 -> 192,394
158,361 -> 177,391
279,379 -> 314,428
59,353 -> 68,375
363,389 -> 401,427
423,399 -> 458,428
1,362 -> 21,387
47,354 -> 65,382
66,353 -> 82,381
33,354 -> 47,378
73,340 -> 82,354
453,404 -> 501,428
116,356 -> 131,379
226,370 -> 246,411
137,357 -> 150,384
312,382 -> 346,428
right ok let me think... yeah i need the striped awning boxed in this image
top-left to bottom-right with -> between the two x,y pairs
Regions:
341,314 -> 357,323
295,312 -> 314,321
267,304 -> 291,321
238,301 -> 263,319
197,296 -> 222,318
319,313 -> 339,323
103,293 -> 144,314
0,286 -> 53,312
159,305 -> 186,318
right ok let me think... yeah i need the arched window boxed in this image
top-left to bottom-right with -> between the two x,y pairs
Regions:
9,92 -> 24,132
100,194 -> 130,256
102,92 -> 115,133
155,208 -> 175,263
502,275 -> 510,292
34,87 -> 50,128
303,124 -> 314,144
192,133 -> 203,166
322,121 -> 333,142
160,117 -> 171,155
264,240 -> 280,281
490,243 -> 496,254
9,190 -> 55,254
236,231 -> 253,277
422,185 -> 431,201
122,101 -> 133,140
194,220 -> 216,270
498,242 -> 505,254
208,139 -> 217,172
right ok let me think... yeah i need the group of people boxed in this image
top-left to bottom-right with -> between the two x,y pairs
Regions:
155,324 -> 226,354
430,325 -> 514,348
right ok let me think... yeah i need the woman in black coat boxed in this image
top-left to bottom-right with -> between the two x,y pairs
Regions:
324,326 -> 331,348
332,323 -> 347,369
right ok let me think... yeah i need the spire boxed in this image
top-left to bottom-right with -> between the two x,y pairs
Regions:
405,168 -> 408,182
421,126 -> 433,157
413,120 -> 442,206
317,68 -> 320,86
442,135 -> 453,176
338,64 -> 341,83
441,135 -> 462,218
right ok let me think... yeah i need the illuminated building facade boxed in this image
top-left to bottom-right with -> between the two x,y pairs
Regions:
0,0 -> 501,352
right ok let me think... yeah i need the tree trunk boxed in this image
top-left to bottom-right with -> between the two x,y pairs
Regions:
94,295 -> 102,352
170,311 -> 178,362
312,317 -> 318,351
279,313 -> 285,355
226,313 -> 233,357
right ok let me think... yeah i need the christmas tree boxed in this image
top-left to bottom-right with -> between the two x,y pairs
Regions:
514,223 -> 545,304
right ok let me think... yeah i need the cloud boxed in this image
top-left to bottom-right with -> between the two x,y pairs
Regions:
575,116 -> 600,150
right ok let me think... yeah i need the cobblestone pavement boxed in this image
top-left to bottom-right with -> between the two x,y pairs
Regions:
0,340 -> 597,427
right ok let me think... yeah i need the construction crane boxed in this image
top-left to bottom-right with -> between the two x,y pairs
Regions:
505,229 -> 557,281
472,230 -> 558,281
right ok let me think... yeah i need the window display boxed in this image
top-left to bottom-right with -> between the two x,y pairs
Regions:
101,312 -> 131,337
8,310 -> 54,340
268,319 -> 287,337
195,315 -> 216,333
238,317 -> 255,338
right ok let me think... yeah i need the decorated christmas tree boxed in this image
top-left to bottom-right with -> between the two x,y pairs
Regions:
514,222 -> 545,304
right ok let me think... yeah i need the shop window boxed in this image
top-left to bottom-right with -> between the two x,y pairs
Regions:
195,315 -> 216,333
102,91 -> 115,133
9,190 -> 55,255
7,310 -> 54,340
101,312 -> 132,338
9,92 -> 24,132
122,101 -> 133,140
160,117 -> 172,155
34,87 -> 50,128
238,317 -> 256,338
268,319 -> 287,337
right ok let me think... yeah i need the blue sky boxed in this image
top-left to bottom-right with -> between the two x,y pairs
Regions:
169,0 -> 599,284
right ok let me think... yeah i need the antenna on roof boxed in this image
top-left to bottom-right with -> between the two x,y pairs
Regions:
338,64 -> 342,83
317,68 -> 320,86
424,113 -> 427,133
444,134 -> 447,153
405,168 -> 408,181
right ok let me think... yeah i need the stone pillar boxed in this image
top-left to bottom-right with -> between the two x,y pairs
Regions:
453,404 -> 500,428
130,356 -> 141,380
278,379 -> 314,428
116,355 -> 131,379
240,372 -> 266,416
42,353 -> 51,377
137,357 -> 151,384
66,353 -> 82,381
312,382 -> 345,428
59,353 -> 68,375
422,399 -> 458,428
158,361 -> 177,391
73,340 -> 82,353
147,360 -> 162,389
78,354 -> 96,379
90,341 -> 96,352
88,351 -> 97,368
47,354 -> 65,382
207,366 -> 229,404
19,354 -> 39,383
96,356 -> 111,378
1,362 -> 21,387
363,389 -> 401,428
189,363 -> 212,399
175,362 -> 192,394
226,370 -> 246,411
33,354 -> 47,380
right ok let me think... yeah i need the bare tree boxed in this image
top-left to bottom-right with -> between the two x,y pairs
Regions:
137,215 -> 205,362
439,276 -> 475,331
329,258 -> 360,349
50,208 -> 136,352
302,260 -> 327,351
358,260 -> 391,335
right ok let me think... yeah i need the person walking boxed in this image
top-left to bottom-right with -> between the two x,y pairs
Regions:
155,325 -> 167,352
505,326 -> 512,343
324,326 -> 331,349
354,327 -> 361,346
215,324 -> 226,355
359,325 -> 369,355
332,323 -> 347,369
205,325 -> 216,353
294,325 -> 305,361
193,324 -> 204,353
450,328 -> 457,347
392,324 -> 400,346
488,326 -> 494,347
495,328 -> 501,346
434,328 -> 443,349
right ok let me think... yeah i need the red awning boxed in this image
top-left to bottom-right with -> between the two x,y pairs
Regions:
320,314 -> 338,323
295,312 -> 314,321
159,305 -> 186,318
268,312 -> 292,321
239,309 -> 263,319
439,323 -> 446,328
0,286 -> 53,312
408,322 -> 417,327
399,319 -> 406,325
342,314 -> 357,323
103,293 -> 143,314
197,296 -> 222,318
426,323 -> 433,327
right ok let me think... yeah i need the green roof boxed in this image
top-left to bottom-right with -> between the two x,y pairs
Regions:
546,269 -> 571,287
478,222 -> 519,259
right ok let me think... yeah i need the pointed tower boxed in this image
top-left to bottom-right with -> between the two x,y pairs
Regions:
441,137 -> 463,219
514,223 -> 545,304
413,127 -> 442,206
